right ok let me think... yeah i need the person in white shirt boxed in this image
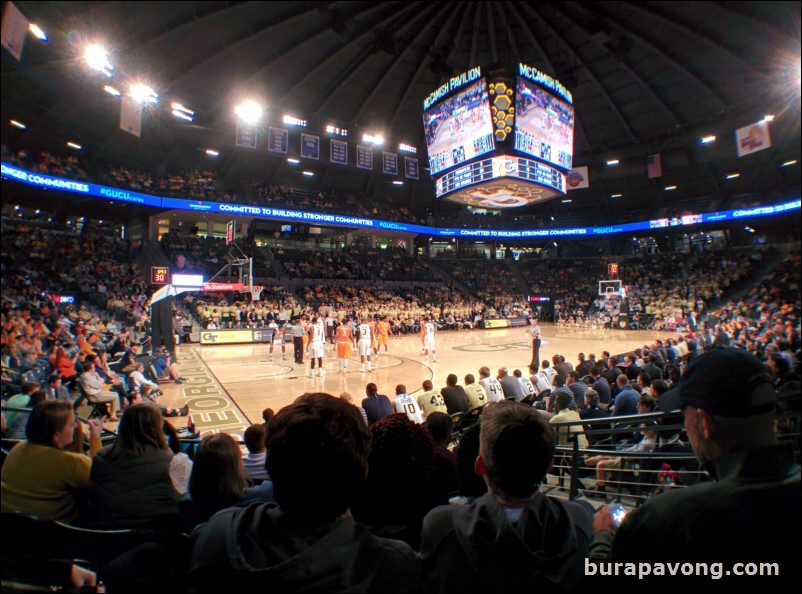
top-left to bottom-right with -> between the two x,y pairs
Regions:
420,316 -> 437,363
357,317 -> 374,373
308,315 -> 326,377
242,424 -> 269,481
514,368 -> 537,399
268,320 -> 286,361
130,362 -> 159,393
527,318 -> 541,368
393,384 -> 424,424
478,366 -> 504,403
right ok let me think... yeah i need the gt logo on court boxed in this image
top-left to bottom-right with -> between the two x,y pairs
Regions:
453,342 -> 530,352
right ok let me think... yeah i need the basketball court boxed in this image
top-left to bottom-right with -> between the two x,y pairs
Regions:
157,323 -> 674,437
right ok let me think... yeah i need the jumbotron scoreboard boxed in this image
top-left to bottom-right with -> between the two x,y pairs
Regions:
422,63 -> 574,208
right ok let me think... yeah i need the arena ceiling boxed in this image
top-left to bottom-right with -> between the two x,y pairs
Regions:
2,1 -> 800,223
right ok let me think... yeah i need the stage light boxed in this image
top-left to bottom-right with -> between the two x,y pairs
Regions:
610,194 -> 622,198
302,171 -> 314,177
561,199 -> 572,203
392,181 -> 404,185
172,110 -> 193,121
130,83 -> 158,104
283,115 -> 307,127
66,142 -> 82,150
700,135 -> 716,144
235,101 -> 263,124
85,45 -> 113,76
205,149 -> 219,157
725,173 -> 740,179
28,24 -> 47,41
664,185 -> 677,191
762,114 -> 775,122
398,143 -> 417,154
287,158 -> 300,164
606,159 -> 619,166
326,125 -> 348,137
363,133 -> 384,146
103,85 -> 121,96
781,159 -> 797,167
10,119 -> 26,129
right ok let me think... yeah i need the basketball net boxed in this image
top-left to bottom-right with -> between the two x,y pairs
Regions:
249,285 -> 264,301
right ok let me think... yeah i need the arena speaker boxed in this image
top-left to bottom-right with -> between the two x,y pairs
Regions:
150,296 -> 175,353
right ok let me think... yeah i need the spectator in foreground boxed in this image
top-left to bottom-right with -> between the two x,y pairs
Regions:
1,400 -> 103,522
421,400 -> 592,593
188,393 -> 419,592
242,423 -> 269,481
590,348 -> 801,584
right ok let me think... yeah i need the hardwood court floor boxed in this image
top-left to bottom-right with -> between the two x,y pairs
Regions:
162,323 -> 675,433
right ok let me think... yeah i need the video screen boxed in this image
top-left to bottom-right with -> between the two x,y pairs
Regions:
423,78 -> 496,175
514,76 -> 574,171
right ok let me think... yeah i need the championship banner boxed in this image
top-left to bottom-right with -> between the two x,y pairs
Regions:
736,121 -> 771,157
566,166 -> 589,190
120,97 -> 142,138
202,282 -> 244,292
236,123 -> 257,148
356,144 -> 373,170
330,139 -> 348,165
1,2 -> 28,61
301,133 -> 320,160
405,157 -> 419,180
382,151 -> 398,175
268,127 -> 288,154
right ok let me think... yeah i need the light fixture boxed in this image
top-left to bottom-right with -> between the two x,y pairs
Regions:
283,115 -> 307,127
234,101 -> 263,124
700,135 -> 716,144
781,159 -> 797,167
611,193 -> 622,198
103,85 -> 121,96
363,133 -> 384,146
725,173 -> 740,179
130,83 -> 158,104
85,45 -> 113,77
398,143 -> 417,154
287,158 -> 300,164
302,171 -> 314,176
205,149 -> 219,157
171,103 -> 194,122
392,181 -> 403,186
664,185 -> 677,191
9,119 -> 26,129
762,114 -> 775,122
28,24 -> 47,41
326,125 -> 348,137
606,159 -> 619,166
66,142 -> 82,150
561,199 -> 572,204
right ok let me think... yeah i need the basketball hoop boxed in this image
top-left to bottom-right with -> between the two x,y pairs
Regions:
249,285 -> 264,301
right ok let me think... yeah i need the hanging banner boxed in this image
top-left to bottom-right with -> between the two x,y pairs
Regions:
356,144 -> 373,170
236,123 -> 257,148
566,166 -> 589,189
120,97 -> 142,138
736,121 -> 771,157
1,2 -> 28,61
268,127 -> 288,154
405,157 -> 419,180
382,151 -> 398,175
330,139 -> 348,165
301,133 -> 320,160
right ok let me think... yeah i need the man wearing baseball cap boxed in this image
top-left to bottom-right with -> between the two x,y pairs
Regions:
588,348 -> 800,584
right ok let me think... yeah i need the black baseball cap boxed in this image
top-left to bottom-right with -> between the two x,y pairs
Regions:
658,348 -> 775,417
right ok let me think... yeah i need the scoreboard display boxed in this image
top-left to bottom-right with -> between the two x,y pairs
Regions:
151,266 -> 169,285
424,63 -> 573,209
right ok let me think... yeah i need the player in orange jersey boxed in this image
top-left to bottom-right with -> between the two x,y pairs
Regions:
335,322 -> 355,374
375,317 -> 391,356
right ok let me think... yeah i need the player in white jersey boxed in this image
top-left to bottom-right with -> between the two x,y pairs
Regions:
308,315 -> 326,377
357,317 -> 373,372
514,368 -> 537,399
267,320 -> 286,361
393,384 -> 424,424
529,364 -> 552,396
478,366 -> 504,403
420,316 -> 437,363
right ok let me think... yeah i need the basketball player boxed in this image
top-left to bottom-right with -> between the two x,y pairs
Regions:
464,374 -> 488,409
393,384 -> 424,424
357,316 -> 374,373
416,379 -> 447,418
420,316 -> 437,363
308,315 -> 326,377
335,320 -> 355,374
478,366 -> 504,403
375,316 -> 391,356
267,319 -> 286,361
514,368 -> 537,399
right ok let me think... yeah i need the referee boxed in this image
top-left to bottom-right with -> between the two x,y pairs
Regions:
292,317 -> 307,364
528,318 -> 541,369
